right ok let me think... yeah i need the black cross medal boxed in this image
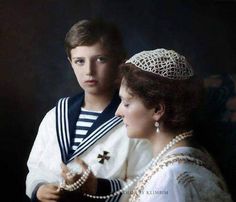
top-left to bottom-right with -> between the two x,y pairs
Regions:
97,151 -> 110,164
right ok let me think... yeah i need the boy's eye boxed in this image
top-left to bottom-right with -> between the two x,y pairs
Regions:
97,56 -> 108,63
74,58 -> 85,65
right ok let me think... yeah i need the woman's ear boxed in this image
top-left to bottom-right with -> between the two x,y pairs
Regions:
153,103 -> 165,121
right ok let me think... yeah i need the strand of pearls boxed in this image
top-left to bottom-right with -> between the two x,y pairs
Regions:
60,166 -> 91,191
84,130 -> 193,199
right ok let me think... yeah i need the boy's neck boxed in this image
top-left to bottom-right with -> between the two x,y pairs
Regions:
83,91 -> 115,111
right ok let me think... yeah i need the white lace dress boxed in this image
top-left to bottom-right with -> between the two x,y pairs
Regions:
130,147 -> 233,202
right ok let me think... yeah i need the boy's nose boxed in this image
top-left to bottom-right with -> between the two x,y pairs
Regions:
85,61 -> 94,75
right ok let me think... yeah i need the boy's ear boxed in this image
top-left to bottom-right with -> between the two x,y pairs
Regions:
153,103 -> 165,121
67,57 -> 72,64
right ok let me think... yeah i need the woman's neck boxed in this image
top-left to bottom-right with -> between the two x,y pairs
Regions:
149,131 -> 191,157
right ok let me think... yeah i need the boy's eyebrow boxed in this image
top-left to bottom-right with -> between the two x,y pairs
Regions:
71,56 -> 84,60
71,54 -> 110,60
93,54 -> 111,57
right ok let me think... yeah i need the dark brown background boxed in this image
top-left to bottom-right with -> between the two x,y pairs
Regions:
1,0 -> 236,201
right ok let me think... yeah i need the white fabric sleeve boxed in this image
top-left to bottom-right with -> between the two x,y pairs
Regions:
25,108 -> 60,198
140,165 -> 233,202
119,139 -> 153,202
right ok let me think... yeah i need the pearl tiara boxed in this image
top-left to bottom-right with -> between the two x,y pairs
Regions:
125,48 -> 194,80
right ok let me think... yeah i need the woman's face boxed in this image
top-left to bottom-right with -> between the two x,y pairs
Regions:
115,82 -> 157,139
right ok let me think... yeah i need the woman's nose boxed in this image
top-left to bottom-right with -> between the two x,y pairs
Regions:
115,104 -> 122,117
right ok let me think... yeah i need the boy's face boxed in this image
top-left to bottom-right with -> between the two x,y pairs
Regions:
69,42 -> 119,96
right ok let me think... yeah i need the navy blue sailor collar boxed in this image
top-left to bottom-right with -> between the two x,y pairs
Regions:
56,91 -> 122,163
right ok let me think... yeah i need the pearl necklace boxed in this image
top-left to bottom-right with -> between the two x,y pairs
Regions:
84,130 -> 193,199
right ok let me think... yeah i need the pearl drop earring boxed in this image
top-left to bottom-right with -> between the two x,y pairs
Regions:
155,121 -> 160,133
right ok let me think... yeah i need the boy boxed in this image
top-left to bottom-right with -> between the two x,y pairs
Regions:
26,19 -> 152,202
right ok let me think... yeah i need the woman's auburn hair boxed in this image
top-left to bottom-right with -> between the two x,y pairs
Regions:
120,63 -> 205,133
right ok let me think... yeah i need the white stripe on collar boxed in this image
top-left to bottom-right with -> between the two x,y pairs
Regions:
56,97 -> 122,163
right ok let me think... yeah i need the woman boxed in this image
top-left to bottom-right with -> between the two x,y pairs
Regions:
115,48 -> 233,201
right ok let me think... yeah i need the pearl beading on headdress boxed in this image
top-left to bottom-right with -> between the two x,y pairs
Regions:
126,48 -> 194,80
83,130 -> 193,199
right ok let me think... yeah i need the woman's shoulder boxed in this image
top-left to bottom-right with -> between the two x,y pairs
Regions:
156,147 -> 221,180
145,147 -> 233,201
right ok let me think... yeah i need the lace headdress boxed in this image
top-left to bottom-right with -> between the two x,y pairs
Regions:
125,48 -> 194,80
